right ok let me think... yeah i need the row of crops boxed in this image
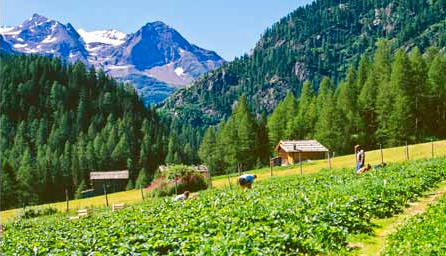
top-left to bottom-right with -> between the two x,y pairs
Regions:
2,157 -> 446,255
383,193 -> 446,255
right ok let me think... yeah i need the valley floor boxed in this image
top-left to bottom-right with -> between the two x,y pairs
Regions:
1,140 -> 445,223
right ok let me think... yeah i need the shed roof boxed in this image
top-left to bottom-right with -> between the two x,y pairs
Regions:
90,170 -> 129,180
276,140 -> 329,153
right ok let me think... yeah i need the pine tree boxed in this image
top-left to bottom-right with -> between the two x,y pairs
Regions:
231,96 -> 257,171
359,68 -> 378,147
16,148 -> 39,205
293,80 -> 315,139
427,55 -> 446,137
375,40 -> 394,145
74,180 -> 86,199
165,136 -> 178,164
1,160 -> 18,209
254,114 -> 270,165
314,80 -> 343,153
198,127 -> 217,172
214,121 -> 230,175
387,49 -> 413,145
282,92 -> 298,139
356,54 -> 370,90
336,66 -> 361,151
267,102 -> 285,149
60,142 -> 72,189
111,135 -> 131,168
126,179 -> 134,191
135,169 -> 150,188
409,47 -> 427,139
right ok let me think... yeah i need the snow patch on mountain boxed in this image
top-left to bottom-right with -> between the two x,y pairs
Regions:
174,67 -> 184,76
77,28 -> 127,46
0,27 -> 20,35
42,35 -> 57,43
13,43 -> 27,48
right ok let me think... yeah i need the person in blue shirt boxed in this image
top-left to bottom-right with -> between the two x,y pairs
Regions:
238,174 -> 257,189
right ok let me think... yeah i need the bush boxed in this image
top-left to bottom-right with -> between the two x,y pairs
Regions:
148,165 -> 208,197
18,207 -> 58,219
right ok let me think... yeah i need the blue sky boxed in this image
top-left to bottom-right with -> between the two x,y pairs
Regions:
1,0 -> 313,60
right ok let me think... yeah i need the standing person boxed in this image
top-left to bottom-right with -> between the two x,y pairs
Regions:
355,145 -> 365,174
174,191 -> 190,201
238,174 -> 257,189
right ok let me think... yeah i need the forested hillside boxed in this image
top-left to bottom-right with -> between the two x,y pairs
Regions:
198,43 -> 446,173
0,55 -> 166,210
266,42 -> 446,155
160,0 -> 446,126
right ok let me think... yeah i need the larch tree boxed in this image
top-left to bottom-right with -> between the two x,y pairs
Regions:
387,49 -> 413,146
409,47 -> 427,139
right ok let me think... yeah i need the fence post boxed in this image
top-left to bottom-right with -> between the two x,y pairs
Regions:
270,157 -> 273,177
227,169 -> 232,190
103,182 -> 109,207
299,151 -> 302,175
328,151 -> 332,170
140,185 -> 145,201
65,188 -> 69,213
431,139 -> 434,158
208,170 -> 213,188
405,141 -> 409,161
380,144 -> 384,164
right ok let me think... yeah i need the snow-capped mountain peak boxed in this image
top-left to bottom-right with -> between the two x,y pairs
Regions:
77,28 -> 127,46
26,13 -> 51,24
1,14 -> 225,104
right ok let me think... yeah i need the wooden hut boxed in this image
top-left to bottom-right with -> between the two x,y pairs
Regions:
275,140 -> 329,165
90,170 -> 129,195
193,165 -> 210,178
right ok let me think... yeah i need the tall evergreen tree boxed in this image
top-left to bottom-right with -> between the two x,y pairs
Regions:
387,49 -> 414,145
198,127 -> 218,174
409,47 -> 427,139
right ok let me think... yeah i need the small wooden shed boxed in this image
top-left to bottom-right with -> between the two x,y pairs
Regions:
90,170 -> 129,195
275,140 -> 329,165
193,165 -> 210,178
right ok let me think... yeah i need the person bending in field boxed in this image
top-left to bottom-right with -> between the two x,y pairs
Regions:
174,191 -> 190,201
238,174 -> 257,189
357,164 -> 371,174
374,162 -> 387,169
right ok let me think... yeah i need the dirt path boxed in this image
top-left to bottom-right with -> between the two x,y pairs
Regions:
350,181 -> 446,256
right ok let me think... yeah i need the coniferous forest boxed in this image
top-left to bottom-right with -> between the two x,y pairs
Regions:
2,0 -> 446,210
0,55 -> 166,210
266,42 -> 446,153
198,42 -> 446,175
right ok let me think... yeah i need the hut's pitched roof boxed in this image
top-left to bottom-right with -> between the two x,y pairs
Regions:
276,140 -> 329,153
90,170 -> 129,180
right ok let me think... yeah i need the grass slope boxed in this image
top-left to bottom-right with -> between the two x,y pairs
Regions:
3,157 -> 446,254
347,181 -> 446,255
382,193 -> 446,255
1,140 -> 445,223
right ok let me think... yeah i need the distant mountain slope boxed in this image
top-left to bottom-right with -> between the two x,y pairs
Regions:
159,0 -> 446,125
0,14 -> 225,104
0,14 -> 88,63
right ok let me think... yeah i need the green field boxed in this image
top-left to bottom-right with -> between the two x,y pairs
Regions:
1,140 -> 445,223
2,157 -> 446,254
382,193 -> 446,255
